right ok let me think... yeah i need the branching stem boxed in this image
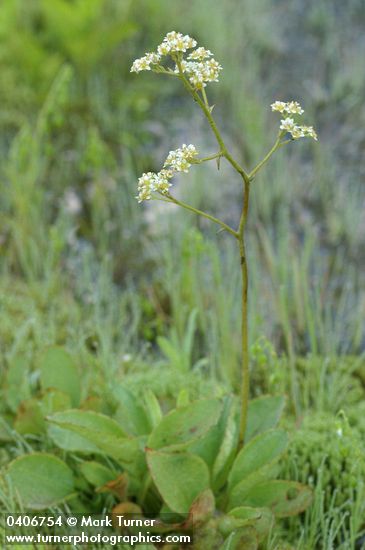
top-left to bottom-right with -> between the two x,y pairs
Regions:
157,62 -> 289,449
162,193 -> 238,238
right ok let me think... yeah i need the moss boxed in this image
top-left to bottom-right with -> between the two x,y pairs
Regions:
281,412 -> 365,545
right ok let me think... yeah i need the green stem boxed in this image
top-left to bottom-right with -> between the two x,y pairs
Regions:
201,87 -> 210,109
176,61 -> 253,448
194,151 -> 223,163
237,179 -> 251,447
176,65 -> 250,186
162,193 -> 238,238
248,136 -> 281,180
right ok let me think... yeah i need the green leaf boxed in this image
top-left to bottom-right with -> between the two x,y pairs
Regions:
14,399 -> 46,435
5,356 -> 30,413
14,390 -> 72,436
188,422 -> 223,469
187,398 -> 236,473
143,390 -> 162,429
218,510 -> 261,538
113,385 -> 150,436
228,429 -> 288,490
228,507 -> 274,541
187,489 -> 215,527
41,389 -> 72,415
6,453 -> 74,509
228,463 -> 280,511
148,399 -> 222,451
176,389 -> 190,408
39,347 -> 81,407
79,461 -> 116,488
245,396 -> 285,442
48,423 -> 101,454
242,480 -> 313,518
47,409 -> 140,464
146,450 -> 210,514
212,398 -> 239,490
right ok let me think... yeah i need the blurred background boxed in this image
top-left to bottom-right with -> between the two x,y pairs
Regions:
0,0 -> 365,546
0,0 -> 363,380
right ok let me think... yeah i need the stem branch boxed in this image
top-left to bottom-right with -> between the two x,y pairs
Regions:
162,193 -> 238,239
248,136 -> 281,180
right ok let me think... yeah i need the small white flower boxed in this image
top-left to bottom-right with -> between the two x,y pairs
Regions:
287,101 -> 304,115
271,100 -> 304,115
280,117 -> 296,132
291,126 -> 305,139
188,47 -> 213,60
279,117 -> 317,141
157,31 -> 197,55
178,59 -> 222,88
271,101 -> 287,113
131,52 -> 161,73
137,172 -> 157,201
301,125 -> 318,141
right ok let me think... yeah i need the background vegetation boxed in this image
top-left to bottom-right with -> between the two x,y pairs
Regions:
0,0 -> 364,548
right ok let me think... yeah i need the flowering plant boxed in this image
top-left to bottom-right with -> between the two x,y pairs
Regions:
132,31 -> 317,447
3,41 -> 316,543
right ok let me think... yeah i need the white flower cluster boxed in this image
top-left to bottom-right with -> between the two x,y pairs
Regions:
178,57 -> 222,89
131,52 -> 161,73
157,31 -> 197,55
131,31 -> 222,88
164,143 -> 198,172
271,101 -> 304,115
280,117 -> 317,140
271,100 -> 317,141
188,47 -> 213,60
137,144 -> 198,202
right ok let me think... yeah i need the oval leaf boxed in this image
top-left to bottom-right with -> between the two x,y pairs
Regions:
6,453 -> 74,510
228,429 -> 288,490
148,399 -> 222,451
47,409 -> 139,464
48,423 -> 101,454
146,450 -> 210,514
228,463 -> 281,511
242,480 -> 313,518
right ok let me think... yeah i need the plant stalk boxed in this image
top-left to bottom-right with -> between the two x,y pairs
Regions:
237,179 -> 250,447
177,64 -> 253,447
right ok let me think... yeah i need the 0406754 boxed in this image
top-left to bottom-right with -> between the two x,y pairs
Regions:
6,514 -> 63,527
